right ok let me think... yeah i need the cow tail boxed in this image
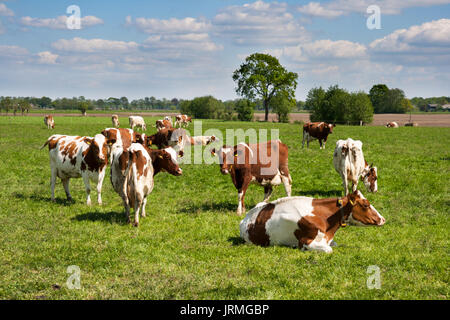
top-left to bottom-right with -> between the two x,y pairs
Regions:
40,136 -> 54,150
126,150 -> 136,209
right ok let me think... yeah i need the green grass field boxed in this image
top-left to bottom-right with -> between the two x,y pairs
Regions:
0,115 -> 448,300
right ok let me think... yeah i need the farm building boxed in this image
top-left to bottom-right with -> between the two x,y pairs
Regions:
441,104 -> 450,111
427,104 -> 438,112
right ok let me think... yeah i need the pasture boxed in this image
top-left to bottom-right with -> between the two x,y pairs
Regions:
0,115 -> 448,300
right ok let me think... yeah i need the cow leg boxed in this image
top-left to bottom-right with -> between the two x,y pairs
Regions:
263,186 -> 273,202
50,167 -> 57,202
96,170 -> 106,205
237,179 -> 251,215
281,175 -> 292,197
319,139 -> 323,149
61,178 -> 72,202
133,196 -> 143,227
351,180 -> 358,193
82,174 -> 92,206
304,231 -> 333,253
141,197 -> 148,217
342,175 -> 349,196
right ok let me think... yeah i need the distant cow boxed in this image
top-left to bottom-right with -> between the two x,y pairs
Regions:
405,122 -> 418,127
44,115 -> 55,129
110,142 -> 182,226
385,122 -> 399,128
125,144 -> 183,226
302,122 -> 334,149
333,138 -> 378,196
239,190 -> 385,253
129,116 -> 147,131
187,135 -> 218,146
111,115 -> 120,128
146,128 -> 187,151
155,119 -> 173,131
175,115 -> 192,128
211,140 -> 292,215
40,134 -> 111,205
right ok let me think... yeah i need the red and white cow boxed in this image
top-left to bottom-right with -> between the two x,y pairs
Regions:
129,116 -> 147,131
175,115 -> 192,128
240,190 -> 385,253
155,119 -> 173,131
145,128 -> 187,152
41,134 -> 111,205
333,138 -> 378,195
101,128 -> 144,154
44,115 -> 55,129
187,135 -> 218,146
211,140 -> 292,215
111,115 -> 120,128
302,122 -> 334,149
122,143 -> 183,226
386,122 -> 399,128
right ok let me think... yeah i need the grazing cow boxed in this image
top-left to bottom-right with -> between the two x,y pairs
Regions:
187,135 -> 218,146
129,116 -> 147,131
111,115 -> 120,128
40,134 -> 111,205
100,128 -> 144,153
44,115 -> 55,129
385,122 -> 399,128
211,140 -> 292,215
240,190 -> 385,253
110,142 -> 183,226
175,115 -> 192,128
124,143 -> 183,226
146,128 -> 187,151
155,119 -> 173,131
302,122 -> 334,149
333,138 -> 378,196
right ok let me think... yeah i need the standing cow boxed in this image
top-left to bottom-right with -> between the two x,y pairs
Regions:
40,134 -> 112,205
211,140 -> 292,215
175,115 -> 192,128
44,115 -> 55,129
333,138 -> 378,196
239,190 -> 385,253
302,122 -> 334,149
111,115 -> 120,128
155,119 -> 173,131
129,116 -> 147,131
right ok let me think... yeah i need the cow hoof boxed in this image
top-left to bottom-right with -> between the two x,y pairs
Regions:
133,222 -> 139,227
86,201 -> 92,206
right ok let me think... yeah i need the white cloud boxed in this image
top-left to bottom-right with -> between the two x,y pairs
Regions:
20,15 -> 103,30
370,19 -> 450,53
36,51 -> 59,64
0,45 -> 29,57
298,0 -> 450,18
0,3 -> 14,17
51,37 -> 139,53
126,16 -> 210,34
214,0 -> 310,45
143,33 -> 222,52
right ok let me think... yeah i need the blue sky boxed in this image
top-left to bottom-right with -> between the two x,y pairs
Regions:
0,0 -> 449,101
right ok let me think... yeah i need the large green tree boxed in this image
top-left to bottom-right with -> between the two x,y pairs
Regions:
270,93 -> 295,123
369,84 -> 389,113
232,53 -> 298,121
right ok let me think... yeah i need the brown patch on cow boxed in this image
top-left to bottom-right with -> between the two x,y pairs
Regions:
294,217 -> 319,247
133,150 -> 146,178
119,128 -> 133,149
247,203 -> 275,246
46,136 -> 65,150
81,140 -> 106,172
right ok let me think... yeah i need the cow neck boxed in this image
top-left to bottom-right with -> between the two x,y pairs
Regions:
318,198 -> 353,237
82,144 -> 103,171
145,147 -> 161,176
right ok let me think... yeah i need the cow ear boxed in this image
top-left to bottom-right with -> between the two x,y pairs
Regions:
101,130 -> 108,138
84,138 -> 92,145
178,150 -> 184,158
210,148 -> 216,156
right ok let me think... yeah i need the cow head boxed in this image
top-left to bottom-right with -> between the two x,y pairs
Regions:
156,147 -> 183,176
325,123 -> 334,134
206,135 -> 218,146
343,190 -> 385,226
85,134 -> 109,165
362,163 -> 378,193
211,145 -> 234,175
101,128 -> 118,146
133,132 -> 146,144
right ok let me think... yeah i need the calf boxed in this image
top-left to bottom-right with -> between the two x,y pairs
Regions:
333,138 -> 378,196
386,122 -> 399,128
155,119 -> 173,131
146,127 -> 187,151
44,115 -> 55,129
302,122 -> 334,149
211,140 -> 292,215
175,114 -> 192,128
129,115 -> 147,131
187,135 -> 218,146
111,114 -> 120,128
123,143 -> 183,226
240,190 -> 385,253
40,134 -> 110,205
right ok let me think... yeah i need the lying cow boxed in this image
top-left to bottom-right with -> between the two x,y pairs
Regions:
385,122 -> 399,128
333,138 -> 378,195
302,122 -> 334,149
44,115 -> 55,129
155,119 -> 173,131
111,115 -> 120,128
124,143 -> 182,226
175,114 -> 192,128
41,134 -> 111,205
129,115 -> 147,131
187,135 -> 218,146
240,190 -> 385,253
211,140 -> 292,215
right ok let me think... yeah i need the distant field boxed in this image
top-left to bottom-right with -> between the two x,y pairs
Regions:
0,115 -> 448,299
